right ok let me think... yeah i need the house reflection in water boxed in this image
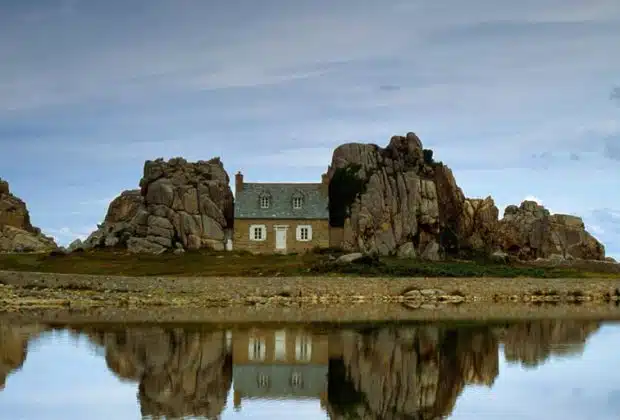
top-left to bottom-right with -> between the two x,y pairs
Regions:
231,328 -> 329,410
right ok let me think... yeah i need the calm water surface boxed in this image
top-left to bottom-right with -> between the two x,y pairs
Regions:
1,319 -> 620,419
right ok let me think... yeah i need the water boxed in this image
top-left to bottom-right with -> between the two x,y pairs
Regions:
1,320 -> 620,419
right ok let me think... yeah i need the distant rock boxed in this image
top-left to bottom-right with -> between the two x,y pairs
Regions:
0,178 -> 57,253
494,200 -> 605,261
81,157 -> 234,254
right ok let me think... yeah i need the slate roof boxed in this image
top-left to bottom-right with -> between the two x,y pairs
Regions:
234,182 -> 328,220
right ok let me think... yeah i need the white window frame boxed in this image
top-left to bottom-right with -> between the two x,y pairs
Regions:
257,373 -> 270,388
274,330 -> 287,361
249,224 -> 267,241
249,336 -> 266,361
295,334 -> 312,362
296,225 -> 312,242
292,196 -> 303,209
291,371 -> 303,388
260,195 -> 270,209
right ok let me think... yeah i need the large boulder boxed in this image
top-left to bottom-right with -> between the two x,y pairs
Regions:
80,157 -> 234,253
0,178 -> 57,253
327,132 -> 605,261
327,133 -> 496,258
494,200 -> 605,261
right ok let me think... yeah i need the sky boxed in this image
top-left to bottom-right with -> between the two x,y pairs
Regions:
0,0 -> 619,257
1,324 -> 620,419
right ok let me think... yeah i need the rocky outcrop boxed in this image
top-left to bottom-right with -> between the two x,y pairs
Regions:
326,325 -> 499,419
85,327 -> 232,418
327,133 -> 499,259
495,201 -> 605,261
79,157 -> 234,253
327,132 -> 606,261
0,178 -> 57,253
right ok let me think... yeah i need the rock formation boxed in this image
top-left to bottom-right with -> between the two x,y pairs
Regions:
327,132 -> 606,261
326,325 -> 499,419
85,327 -> 232,418
78,157 -> 234,253
0,178 -> 57,253
495,201 -> 605,261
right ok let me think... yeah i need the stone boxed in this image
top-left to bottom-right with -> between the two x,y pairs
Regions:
396,242 -> 416,258
336,252 -> 364,263
0,178 -> 57,253
490,250 -> 508,262
80,157 -> 234,254
494,200 -> 605,261
421,240 -> 440,261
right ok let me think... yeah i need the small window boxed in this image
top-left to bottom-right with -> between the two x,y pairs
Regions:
292,196 -> 303,209
249,225 -> 267,241
295,334 -> 312,362
296,225 -> 312,242
249,337 -> 266,361
260,195 -> 270,209
291,372 -> 303,388
274,330 -> 286,361
257,373 -> 270,388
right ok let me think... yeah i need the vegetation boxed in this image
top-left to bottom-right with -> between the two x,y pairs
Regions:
422,148 -> 434,164
0,248 -> 617,279
328,164 -> 367,227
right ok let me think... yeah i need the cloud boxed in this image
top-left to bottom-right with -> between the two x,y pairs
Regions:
44,226 -> 96,246
0,0 -> 619,252
611,87 -> 620,101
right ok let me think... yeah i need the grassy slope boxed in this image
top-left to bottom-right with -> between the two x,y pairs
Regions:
0,248 -> 618,278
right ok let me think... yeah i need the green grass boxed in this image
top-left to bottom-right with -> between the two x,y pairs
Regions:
0,248 -> 617,278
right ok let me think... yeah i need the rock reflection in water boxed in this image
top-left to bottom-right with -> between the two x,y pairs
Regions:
85,328 -> 232,419
0,320 -> 603,419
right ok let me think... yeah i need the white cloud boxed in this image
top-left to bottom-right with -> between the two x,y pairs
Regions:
1,0 -> 619,255
45,226 -> 96,246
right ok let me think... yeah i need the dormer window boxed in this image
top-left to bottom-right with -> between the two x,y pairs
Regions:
259,192 -> 271,209
292,196 -> 303,209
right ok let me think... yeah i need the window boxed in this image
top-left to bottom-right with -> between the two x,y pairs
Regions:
260,195 -> 270,208
249,225 -> 267,241
274,330 -> 287,361
291,372 -> 303,388
257,373 -> 270,388
295,334 -> 312,362
292,196 -> 303,209
249,337 -> 266,361
296,225 -> 312,242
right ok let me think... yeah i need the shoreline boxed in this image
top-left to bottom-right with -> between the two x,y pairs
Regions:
1,270 -> 620,323
3,303 -> 620,325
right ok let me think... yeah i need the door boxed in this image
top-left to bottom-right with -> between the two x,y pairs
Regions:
275,227 -> 287,251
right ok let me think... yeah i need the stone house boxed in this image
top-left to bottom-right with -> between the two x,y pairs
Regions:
232,171 -> 330,253
231,327 -> 329,410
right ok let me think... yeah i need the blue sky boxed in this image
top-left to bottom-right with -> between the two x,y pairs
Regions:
1,325 -> 620,419
0,0 -> 619,257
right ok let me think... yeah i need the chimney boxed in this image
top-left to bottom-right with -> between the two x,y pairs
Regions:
320,172 -> 329,196
235,171 -> 244,194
